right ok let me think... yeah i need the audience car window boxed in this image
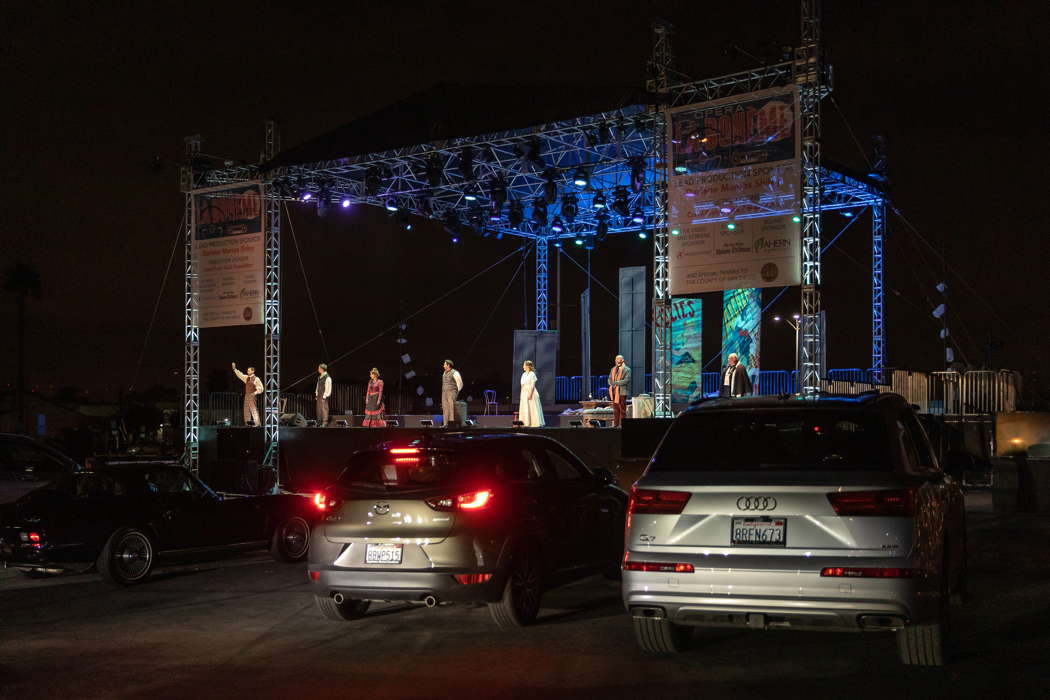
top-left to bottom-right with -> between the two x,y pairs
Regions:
0,442 -> 68,475
545,450 -> 585,481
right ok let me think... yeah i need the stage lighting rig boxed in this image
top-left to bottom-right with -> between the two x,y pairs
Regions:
631,206 -> 644,225
572,167 -> 589,188
364,167 -> 382,196
532,197 -> 548,226
592,190 -> 607,210
561,193 -> 578,222
551,217 -> 564,233
425,155 -> 443,187
459,146 -> 476,181
463,184 -> 480,202
596,212 -> 610,241
508,200 -> 524,228
542,169 -> 558,204
611,187 -> 630,217
629,156 -> 645,193
525,140 -> 544,170
385,199 -> 399,212
490,178 -> 507,206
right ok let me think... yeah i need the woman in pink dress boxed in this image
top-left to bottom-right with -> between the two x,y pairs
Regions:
363,368 -> 385,427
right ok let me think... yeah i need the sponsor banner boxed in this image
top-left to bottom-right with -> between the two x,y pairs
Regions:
191,182 -> 264,328
722,287 -> 761,374
668,87 -> 801,295
670,298 -> 702,404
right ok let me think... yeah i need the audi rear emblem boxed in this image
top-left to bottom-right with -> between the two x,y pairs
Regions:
736,496 -> 777,511
373,502 -> 390,515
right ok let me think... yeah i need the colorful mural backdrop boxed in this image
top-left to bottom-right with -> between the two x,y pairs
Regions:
722,288 -> 761,376
670,298 -> 702,404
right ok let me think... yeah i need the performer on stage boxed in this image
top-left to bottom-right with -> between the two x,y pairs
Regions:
608,355 -> 631,427
363,368 -> 386,427
231,362 -> 263,426
518,360 -> 545,427
315,363 -> 332,427
441,359 -> 463,428
720,353 -> 753,398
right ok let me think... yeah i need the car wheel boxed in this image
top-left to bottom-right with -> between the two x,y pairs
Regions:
489,547 -> 543,628
96,528 -> 155,586
315,594 -> 370,621
632,614 -> 691,654
897,554 -> 950,666
270,516 -> 311,562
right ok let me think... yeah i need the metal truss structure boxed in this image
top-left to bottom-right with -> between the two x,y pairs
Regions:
869,135 -> 889,383
181,135 -> 201,471
263,120 -> 281,485
184,1 -> 889,457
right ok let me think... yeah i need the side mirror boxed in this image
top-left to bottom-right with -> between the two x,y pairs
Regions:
593,467 -> 616,486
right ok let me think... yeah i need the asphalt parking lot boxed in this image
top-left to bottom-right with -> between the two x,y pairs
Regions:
1,495 -> 1047,700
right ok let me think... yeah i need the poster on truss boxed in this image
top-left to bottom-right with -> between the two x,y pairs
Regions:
670,298 -> 702,404
722,288 -> 761,380
667,87 -> 801,295
191,182 -> 265,328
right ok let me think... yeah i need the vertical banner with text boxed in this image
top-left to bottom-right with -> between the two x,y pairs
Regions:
667,88 -> 801,295
670,298 -> 702,404
191,182 -> 265,328
722,287 -> 762,376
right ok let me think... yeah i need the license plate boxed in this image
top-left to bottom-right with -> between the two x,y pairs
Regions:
365,543 -> 403,564
731,517 -> 786,546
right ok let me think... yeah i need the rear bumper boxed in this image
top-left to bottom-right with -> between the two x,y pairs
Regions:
309,566 -> 503,604
623,558 -> 939,631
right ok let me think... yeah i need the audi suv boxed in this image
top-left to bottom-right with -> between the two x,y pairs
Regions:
623,393 -> 967,666
308,433 -> 627,628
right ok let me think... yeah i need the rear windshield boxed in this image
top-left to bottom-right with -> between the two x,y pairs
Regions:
337,449 -> 500,490
651,409 -> 891,471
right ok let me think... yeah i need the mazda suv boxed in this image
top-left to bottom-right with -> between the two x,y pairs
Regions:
623,393 -> 967,666
308,433 -> 627,628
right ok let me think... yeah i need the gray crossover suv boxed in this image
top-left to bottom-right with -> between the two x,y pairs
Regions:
309,433 -> 627,627
623,393 -> 967,666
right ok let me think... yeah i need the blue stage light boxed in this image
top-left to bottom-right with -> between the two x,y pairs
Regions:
551,217 -> 564,233
792,214 -> 801,222
341,198 -> 351,208
574,238 -> 584,246
631,207 -> 644,224
385,199 -> 398,212
451,236 -> 460,244
592,191 -> 606,210
671,228 -> 680,236
638,231 -> 648,240
573,167 -> 588,187
300,192 -> 312,202
842,211 -> 854,217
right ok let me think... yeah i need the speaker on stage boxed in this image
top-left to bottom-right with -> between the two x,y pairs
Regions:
280,412 -> 308,427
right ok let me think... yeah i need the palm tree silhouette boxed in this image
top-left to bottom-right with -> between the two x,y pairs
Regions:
3,263 -> 42,433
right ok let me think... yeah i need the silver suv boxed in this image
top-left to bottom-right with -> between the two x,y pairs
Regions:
623,393 -> 967,666
309,433 -> 627,627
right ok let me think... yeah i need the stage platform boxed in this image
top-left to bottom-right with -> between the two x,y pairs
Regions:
198,419 -> 674,494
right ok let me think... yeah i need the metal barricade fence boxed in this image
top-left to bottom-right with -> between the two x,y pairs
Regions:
928,370 -> 1017,415
756,370 -> 793,396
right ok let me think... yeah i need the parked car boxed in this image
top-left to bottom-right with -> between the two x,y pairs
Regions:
0,462 -> 314,584
0,433 -> 79,504
623,392 -> 967,666
308,433 -> 627,627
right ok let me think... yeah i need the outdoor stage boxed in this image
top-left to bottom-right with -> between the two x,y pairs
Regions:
198,419 -> 673,494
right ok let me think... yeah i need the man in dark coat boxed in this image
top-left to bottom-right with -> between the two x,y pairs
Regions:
720,353 -> 753,398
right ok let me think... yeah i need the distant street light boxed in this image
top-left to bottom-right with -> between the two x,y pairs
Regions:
774,313 -> 802,376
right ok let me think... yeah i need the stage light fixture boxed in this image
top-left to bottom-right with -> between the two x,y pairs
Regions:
596,212 -> 609,241
631,206 -> 644,224
792,214 -> 801,222
450,237 -> 460,245
671,227 -> 681,236
364,167 -> 382,196
508,200 -> 524,228
629,156 -> 645,193
299,190 -> 312,202
532,197 -> 548,226
674,165 -> 688,174
489,200 -> 502,222
638,230 -> 648,240
574,237 -> 584,246
584,239 -> 594,251
551,217 -> 564,233
385,199 -> 399,212
341,198 -> 351,208
526,140 -> 544,169
842,211 -> 854,217
553,240 -> 562,248
561,193 -> 578,222
573,167 -> 589,187
611,187 -> 630,217
720,202 -> 733,214
491,179 -> 507,207
726,218 -> 736,230
542,169 -> 558,204
592,191 -> 606,210
459,146 -> 475,181
463,184 -> 479,202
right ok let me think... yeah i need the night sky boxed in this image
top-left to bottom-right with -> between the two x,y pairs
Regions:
2,1 -> 1046,403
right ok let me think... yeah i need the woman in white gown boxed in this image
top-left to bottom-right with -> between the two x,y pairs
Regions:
518,360 -> 545,427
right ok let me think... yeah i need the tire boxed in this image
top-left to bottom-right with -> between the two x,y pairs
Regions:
632,615 -> 691,654
897,555 -> 950,666
96,528 -> 155,586
270,516 -> 311,562
489,547 -> 543,628
315,594 -> 370,621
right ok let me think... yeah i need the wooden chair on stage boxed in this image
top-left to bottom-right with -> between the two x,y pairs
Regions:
483,389 -> 498,415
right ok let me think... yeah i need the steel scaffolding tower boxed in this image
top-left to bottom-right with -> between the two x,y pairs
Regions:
263,120 -> 281,485
535,237 -> 549,331
181,135 -> 201,471
870,134 -> 888,382
648,19 -> 673,417
797,0 -> 825,396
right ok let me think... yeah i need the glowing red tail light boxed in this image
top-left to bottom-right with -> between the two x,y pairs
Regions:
390,447 -> 420,455
308,571 -> 320,581
820,567 -> 920,578
313,492 -> 327,510
426,489 -> 494,512
622,552 -> 693,573
28,532 -> 41,543
628,488 -> 691,515
826,489 -> 915,517
453,573 -> 494,585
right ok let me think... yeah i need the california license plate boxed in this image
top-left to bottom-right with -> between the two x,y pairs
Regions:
731,517 -> 786,546
365,543 -> 403,564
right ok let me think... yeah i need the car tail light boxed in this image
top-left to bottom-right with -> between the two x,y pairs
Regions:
313,492 -> 327,510
826,489 -> 915,517
390,447 -> 420,455
453,573 -> 493,585
628,488 -> 691,515
308,571 -> 320,581
426,489 -> 494,512
28,532 -> 41,543
622,552 -> 693,573
821,567 -> 920,578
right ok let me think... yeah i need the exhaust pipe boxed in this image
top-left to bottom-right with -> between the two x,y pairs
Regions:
332,593 -> 345,605
423,595 -> 438,608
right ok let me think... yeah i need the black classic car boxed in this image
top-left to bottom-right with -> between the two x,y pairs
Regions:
0,433 -> 80,504
0,463 -> 314,585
